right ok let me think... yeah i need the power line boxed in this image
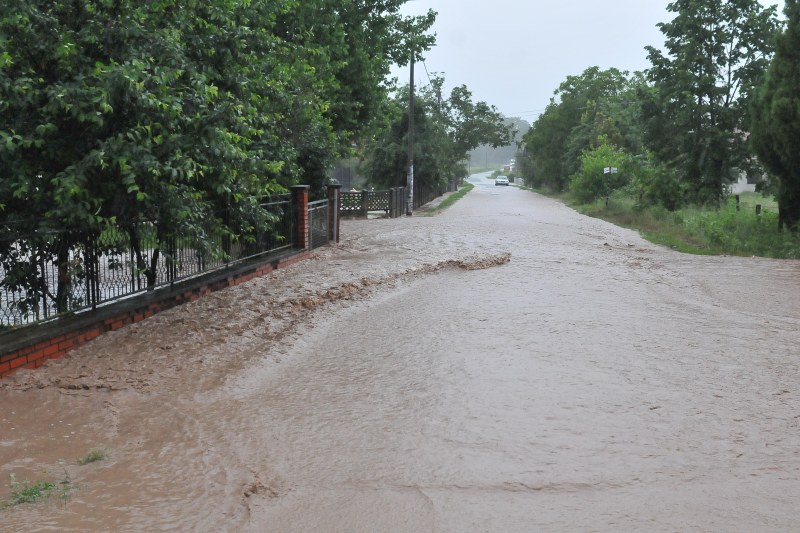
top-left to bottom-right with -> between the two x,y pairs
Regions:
506,108 -> 547,115
422,60 -> 442,108
422,60 -> 434,86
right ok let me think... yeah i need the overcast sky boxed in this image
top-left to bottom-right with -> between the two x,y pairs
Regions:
392,0 -> 785,125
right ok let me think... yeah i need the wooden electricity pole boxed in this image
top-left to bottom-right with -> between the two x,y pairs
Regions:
406,57 -> 414,216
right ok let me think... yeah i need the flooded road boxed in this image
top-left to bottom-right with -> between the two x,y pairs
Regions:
2,173 -> 800,531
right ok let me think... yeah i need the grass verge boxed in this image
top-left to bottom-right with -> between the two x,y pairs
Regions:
529,188 -> 800,259
425,182 -> 474,216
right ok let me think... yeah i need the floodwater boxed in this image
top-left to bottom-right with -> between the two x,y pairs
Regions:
2,173 -> 799,532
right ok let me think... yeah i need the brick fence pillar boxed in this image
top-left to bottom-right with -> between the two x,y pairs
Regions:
360,189 -> 369,217
327,184 -> 341,243
291,185 -> 310,250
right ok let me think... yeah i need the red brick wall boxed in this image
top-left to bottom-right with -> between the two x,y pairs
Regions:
292,185 -> 310,249
0,250 -> 311,379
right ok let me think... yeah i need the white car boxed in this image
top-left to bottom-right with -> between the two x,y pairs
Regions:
495,175 -> 509,186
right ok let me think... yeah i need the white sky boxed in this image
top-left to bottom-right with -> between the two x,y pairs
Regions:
392,0 -> 785,124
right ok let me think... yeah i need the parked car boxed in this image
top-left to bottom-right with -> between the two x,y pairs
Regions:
495,175 -> 509,186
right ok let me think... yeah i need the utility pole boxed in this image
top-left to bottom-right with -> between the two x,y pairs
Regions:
406,57 -> 414,216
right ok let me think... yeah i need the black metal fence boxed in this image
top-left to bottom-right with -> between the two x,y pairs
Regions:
308,199 -> 330,249
0,195 -> 295,327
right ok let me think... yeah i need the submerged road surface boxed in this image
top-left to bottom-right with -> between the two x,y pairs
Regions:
2,173 -> 799,532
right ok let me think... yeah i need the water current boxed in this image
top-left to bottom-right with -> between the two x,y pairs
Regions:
1,174 -> 799,531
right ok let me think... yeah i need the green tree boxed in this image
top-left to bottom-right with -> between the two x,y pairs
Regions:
750,0 -> 800,230
363,78 -> 512,191
470,116 -> 530,171
362,91 -> 446,191
429,79 -> 513,180
0,0 -> 436,313
520,67 -> 640,192
626,151 -> 684,210
518,101 -> 568,191
0,1 -> 298,291
644,0 -> 780,205
274,0 -> 435,197
569,137 -> 630,203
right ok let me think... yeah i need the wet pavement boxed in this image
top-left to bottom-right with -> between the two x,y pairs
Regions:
1,173 -> 799,532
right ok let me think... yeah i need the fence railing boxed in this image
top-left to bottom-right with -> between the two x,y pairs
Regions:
340,188 -> 406,218
340,181 -> 456,217
413,182 -> 448,210
1,195 -> 297,328
308,199 -> 330,249
1,179 -> 451,327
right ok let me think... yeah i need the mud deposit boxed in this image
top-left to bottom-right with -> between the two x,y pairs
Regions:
2,174 -> 799,532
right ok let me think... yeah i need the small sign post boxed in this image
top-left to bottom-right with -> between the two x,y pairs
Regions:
602,167 -> 618,206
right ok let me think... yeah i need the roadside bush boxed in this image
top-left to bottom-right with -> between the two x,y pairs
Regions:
569,139 -> 629,203
682,198 -> 800,258
625,153 -> 683,211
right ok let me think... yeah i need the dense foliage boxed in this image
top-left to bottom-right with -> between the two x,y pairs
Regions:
0,0 -> 434,305
363,76 -> 513,191
518,67 -> 646,197
750,0 -> 800,230
643,0 -> 779,205
0,1 -> 435,226
519,0 -> 787,219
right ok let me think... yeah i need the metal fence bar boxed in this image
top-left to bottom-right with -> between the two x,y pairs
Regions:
0,196 -> 297,328
308,200 -> 329,250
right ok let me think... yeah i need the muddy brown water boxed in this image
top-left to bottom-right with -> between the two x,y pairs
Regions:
2,174 -> 799,532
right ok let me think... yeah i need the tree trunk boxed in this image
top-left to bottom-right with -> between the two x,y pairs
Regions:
54,240 -> 71,314
778,203 -> 800,232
